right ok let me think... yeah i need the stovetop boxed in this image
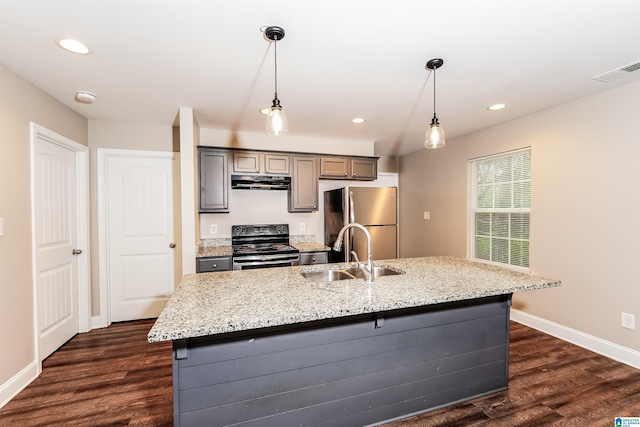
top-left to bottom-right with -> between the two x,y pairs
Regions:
233,243 -> 298,255
231,224 -> 298,257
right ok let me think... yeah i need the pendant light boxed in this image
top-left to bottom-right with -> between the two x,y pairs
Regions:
264,26 -> 288,136
425,58 -> 445,149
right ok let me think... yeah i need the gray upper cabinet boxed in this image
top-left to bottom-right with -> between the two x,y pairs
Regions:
233,151 -> 290,175
289,156 -> 318,212
199,148 -> 229,213
319,157 -> 349,178
265,154 -> 290,175
319,156 -> 378,180
350,157 -> 377,180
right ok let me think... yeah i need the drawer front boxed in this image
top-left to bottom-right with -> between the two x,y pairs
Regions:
196,257 -> 232,273
299,251 -> 328,265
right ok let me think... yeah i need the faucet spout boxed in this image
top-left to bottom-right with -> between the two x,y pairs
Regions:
332,222 -> 374,283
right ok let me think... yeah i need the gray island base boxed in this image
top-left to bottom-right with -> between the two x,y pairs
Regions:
149,256 -> 560,427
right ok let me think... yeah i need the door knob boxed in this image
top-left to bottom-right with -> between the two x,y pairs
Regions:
72,249 -> 82,255
169,243 -> 176,248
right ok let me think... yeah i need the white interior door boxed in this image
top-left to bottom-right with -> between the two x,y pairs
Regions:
106,152 -> 177,322
35,138 -> 79,360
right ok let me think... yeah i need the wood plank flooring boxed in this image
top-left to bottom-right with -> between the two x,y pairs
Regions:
1,319 -> 639,426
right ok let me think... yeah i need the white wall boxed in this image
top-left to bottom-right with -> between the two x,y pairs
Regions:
197,128 -> 395,243
200,173 -> 398,242
399,78 -> 640,356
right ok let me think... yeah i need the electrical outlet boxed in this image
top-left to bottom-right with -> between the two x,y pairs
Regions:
300,222 -> 306,232
423,211 -> 430,220
210,224 -> 217,234
0,218 -> 4,237
621,312 -> 635,330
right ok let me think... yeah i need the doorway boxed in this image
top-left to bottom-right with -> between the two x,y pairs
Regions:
97,149 -> 179,324
30,123 -> 90,364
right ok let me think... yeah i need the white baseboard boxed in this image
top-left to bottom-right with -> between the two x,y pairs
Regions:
91,315 -> 108,330
511,309 -> 640,370
0,360 -> 39,409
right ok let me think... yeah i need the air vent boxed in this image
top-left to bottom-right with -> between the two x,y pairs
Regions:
592,60 -> 640,82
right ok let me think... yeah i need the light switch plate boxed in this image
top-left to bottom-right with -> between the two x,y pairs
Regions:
423,211 -> 430,220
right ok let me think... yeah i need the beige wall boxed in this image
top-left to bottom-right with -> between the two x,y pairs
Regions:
87,120 -> 175,315
399,79 -> 640,352
0,65 -> 87,392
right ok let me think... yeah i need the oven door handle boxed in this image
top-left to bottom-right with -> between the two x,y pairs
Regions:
233,258 -> 300,269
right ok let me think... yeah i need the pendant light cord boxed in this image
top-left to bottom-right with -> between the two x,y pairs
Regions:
273,37 -> 279,99
432,68 -> 437,117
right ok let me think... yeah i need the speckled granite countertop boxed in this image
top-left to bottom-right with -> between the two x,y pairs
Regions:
148,256 -> 560,342
197,246 -> 233,257
292,242 -> 330,252
196,243 -> 328,257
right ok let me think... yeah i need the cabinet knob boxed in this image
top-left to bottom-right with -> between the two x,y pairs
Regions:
169,243 -> 176,248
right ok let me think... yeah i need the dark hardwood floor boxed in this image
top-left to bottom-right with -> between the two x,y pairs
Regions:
1,320 -> 639,426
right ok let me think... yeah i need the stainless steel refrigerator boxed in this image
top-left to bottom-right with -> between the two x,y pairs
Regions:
324,186 -> 398,263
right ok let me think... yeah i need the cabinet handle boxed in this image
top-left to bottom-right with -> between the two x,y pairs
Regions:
72,249 -> 82,255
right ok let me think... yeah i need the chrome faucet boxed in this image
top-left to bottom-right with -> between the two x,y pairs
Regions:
332,222 -> 374,283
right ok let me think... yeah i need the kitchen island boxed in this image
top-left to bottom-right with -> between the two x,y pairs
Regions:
149,256 -> 559,427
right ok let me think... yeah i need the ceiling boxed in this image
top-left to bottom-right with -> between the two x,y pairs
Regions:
1,0 -> 639,156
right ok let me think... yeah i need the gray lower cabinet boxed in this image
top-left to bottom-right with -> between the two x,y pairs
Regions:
198,148 -> 229,213
171,294 -> 512,427
299,251 -> 328,265
289,156 -> 318,212
196,256 -> 232,273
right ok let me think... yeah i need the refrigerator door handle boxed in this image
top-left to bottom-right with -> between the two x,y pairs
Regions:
349,190 -> 355,223
348,190 -> 356,262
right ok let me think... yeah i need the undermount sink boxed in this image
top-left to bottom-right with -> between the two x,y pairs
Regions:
301,266 -> 403,282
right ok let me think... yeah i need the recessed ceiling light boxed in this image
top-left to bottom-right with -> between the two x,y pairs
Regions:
56,38 -> 92,55
351,117 -> 366,124
487,103 -> 506,111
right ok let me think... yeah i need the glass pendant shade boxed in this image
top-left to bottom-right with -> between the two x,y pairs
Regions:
424,58 -> 445,149
266,101 -> 288,136
424,115 -> 445,149
264,26 -> 288,136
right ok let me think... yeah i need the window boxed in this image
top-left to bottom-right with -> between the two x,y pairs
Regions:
469,148 -> 531,270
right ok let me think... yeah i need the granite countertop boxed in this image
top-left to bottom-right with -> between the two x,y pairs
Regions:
292,242 -> 330,252
148,256 -> 560,342
195,236 -> 328,257
197,246 -> 233,257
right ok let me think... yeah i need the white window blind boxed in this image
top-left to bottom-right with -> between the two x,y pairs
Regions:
469,148 -> 531,269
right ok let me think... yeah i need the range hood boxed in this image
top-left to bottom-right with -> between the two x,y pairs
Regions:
231,174 -> 291,190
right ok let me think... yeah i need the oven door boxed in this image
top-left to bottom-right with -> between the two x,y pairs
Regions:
232,253 -> 300,270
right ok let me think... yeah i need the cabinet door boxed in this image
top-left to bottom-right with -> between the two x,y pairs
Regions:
319,157 -> 349,178
233,152 -> 260,174
289,156 -> 318,212
350,158 -> 377,180
265,154 -> 290,175
199,148 -> 229,212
